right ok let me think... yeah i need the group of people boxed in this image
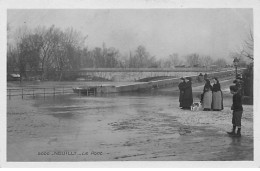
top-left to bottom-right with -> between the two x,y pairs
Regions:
200,77 -> 223,111
178,76 -> 223,111
178,75 -> 244,137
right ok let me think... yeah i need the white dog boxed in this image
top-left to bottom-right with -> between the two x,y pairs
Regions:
190,102 -> 202,111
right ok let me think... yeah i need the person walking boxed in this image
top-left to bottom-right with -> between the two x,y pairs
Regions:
212,77 -> 224,111
227,85 -> 243,137
201,79 -> 213,111
181,77 -> 193,109
178,77 -> 186,109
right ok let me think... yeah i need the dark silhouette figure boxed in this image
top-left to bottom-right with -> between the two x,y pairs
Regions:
178,77 -> 186,108
181,77 -> 193,109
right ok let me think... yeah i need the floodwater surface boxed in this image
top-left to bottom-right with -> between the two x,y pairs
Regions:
7,82 -> 253,161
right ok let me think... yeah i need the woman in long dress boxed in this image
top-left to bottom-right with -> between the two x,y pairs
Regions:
178,77 -> 186,108
202,79 -> 213,111
182,77 -> 193,109
212,77 -> 223,111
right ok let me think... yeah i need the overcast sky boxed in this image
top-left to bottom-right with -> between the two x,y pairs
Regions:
7,9 -> 253,62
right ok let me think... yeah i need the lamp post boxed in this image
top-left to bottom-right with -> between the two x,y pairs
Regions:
233,57 -> 239,78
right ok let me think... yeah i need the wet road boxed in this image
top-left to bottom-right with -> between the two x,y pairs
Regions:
7,83 -> 253,161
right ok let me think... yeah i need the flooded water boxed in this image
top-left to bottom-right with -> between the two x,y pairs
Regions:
7,81 -> 253,161
7,80 -> 136,88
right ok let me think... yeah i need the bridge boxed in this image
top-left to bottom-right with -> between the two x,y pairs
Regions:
75,67 -> 236,82
73,68 -> 246,94
15,67 -> 243,82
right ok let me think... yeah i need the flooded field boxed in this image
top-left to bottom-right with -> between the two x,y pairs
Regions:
7,81 -> 253,161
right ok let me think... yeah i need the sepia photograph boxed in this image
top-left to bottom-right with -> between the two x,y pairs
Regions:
1,0 -> 260,168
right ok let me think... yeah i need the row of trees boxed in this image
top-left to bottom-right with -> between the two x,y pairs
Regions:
7,25 -> 162,80
8,25 -> 87,80
7,25 -> 252,81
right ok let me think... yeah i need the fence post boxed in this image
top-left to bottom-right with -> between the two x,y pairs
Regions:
33,89 -> 35,99
22,89 -> 23,99
53,87 -> 55,97
44,88 -> 45,99
63,87 -> 64,94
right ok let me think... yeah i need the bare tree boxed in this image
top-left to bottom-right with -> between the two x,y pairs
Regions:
13,28 -> 43,78
214,58 -> 227,68
118,52 -> 130,68
9,25 -> 87,81
186,53 -> 199,67
106,47 -> 120,68
98,43 -> 120,68
7,45 -> 19,72
199,56 -> 213,67
38,25 -> 58,79
7,23 -> 19,72
169,53 -> 180,67
231,28 -> 254,62
52,28 -> 86,80
128,50 -> 138,68
160,53 -> 181,68
134,45 -> 150,68
241,28 -> 254,61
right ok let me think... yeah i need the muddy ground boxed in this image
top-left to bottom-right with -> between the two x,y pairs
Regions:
7,80 -> 253,161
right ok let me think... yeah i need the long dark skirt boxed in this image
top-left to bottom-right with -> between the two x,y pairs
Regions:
182,98 -> 193,108
179,91 -> 185,107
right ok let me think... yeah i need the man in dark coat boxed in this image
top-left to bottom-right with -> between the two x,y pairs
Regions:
227,85 -> 243,137
181,77 -> 193,109
178,77 -> 186,108
234,76 -> 244,97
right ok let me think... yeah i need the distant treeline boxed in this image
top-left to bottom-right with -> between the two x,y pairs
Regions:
7,25 -> 247,81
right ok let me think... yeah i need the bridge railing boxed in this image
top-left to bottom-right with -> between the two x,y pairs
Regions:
7,87 -> 73,100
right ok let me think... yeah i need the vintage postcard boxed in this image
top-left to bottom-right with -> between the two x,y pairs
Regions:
1,0 -> 259,168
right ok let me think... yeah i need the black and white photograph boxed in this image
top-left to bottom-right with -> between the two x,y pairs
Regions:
1,0 -> 260,168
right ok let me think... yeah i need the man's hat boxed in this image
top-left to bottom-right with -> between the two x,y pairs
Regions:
180,77 -> 185,81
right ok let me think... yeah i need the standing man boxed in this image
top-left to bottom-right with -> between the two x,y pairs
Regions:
227,85 -> 243,137
235,76 -> 244,97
